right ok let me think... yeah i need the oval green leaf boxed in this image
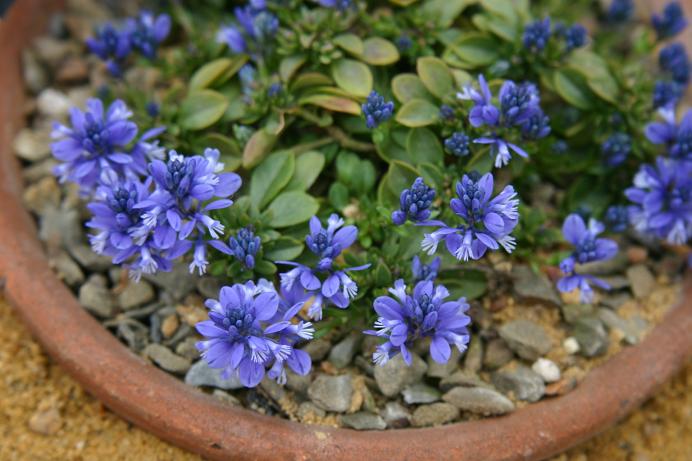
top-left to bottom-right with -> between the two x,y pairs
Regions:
333,33 -> 364,55
448,34 -> 499,67
406,128 -> 444,165
391,73 -> 432,103
285,151 -> 325,191
395,98 -> 439,127
179,90 -> 229,131
265,191 -> 320,228
331,59 -> 373,98
189,58 -> 232,90
263,236 -> 304,261
242,128 -> 278,169
553,69 -> 595,110
299,94 -> 362,115
361,37 -> 400,66
250,151 -> 295,209
417,57 -> 454,99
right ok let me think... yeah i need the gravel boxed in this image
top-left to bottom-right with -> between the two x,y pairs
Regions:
531,358 -> 561,383
498,320 -> 552,361
374,353 -> 427,397
492,365 -> 546,402
626,265 -> 656,299
117,280 -> 156,310
328,333 -> 361,369
401,383 -> 440,404
380,402 -> 410,428
511,265 -> 562,307
143,344 -> 191,374
340,412 -> 387,430
78,274 -> 115,317
442,386 -> 515,416
573,317 -> 610,357
308,374 -> 353,413
411,403 -> 459,427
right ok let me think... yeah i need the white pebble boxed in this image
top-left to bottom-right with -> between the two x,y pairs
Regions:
563,337 -> 580,354
37,88 -> 71,119
532,358 -> 561,383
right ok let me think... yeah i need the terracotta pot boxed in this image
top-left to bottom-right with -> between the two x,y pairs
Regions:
1,2 -> 691,460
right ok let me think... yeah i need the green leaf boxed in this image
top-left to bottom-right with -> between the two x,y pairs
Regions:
250,151 -> 295,209
179,90 -> 229,131
360,37 -> 400,66
329,182 -> 350,210
254,260 -> 277,276
391,73 -> 432,103
279,55 -> 306,82
243,132 -> 276,169
291,72 -> 333,92
189,58 -> 232,90
299,94 -> 361,115
421,0 -> 473,27
265,191 -> 320,228
351,159 -> 376,194
553,69 -> 595,110
406,128 -> 444,165
331,59 -> 373,98
441,269 -> 487,300
418,162 -> 445,188
373,260 -> 393,286
387,161 -> 420,197
263,236 -> 304,261
377,172 -> 398,206
567,50 -> 618,104
472,13 -> 517,42
417,57 -> 454,99
447,34 -> 500,68
395,98 -> 439,127
333,33 -> 364,55
285,151 -> 325,191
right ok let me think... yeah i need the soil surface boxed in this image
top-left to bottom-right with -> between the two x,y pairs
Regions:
0,298 -> 689,460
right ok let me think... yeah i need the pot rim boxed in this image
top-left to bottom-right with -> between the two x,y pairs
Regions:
1,2 -> 691,460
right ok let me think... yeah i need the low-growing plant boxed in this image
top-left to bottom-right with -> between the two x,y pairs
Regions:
51,0 -> 691,387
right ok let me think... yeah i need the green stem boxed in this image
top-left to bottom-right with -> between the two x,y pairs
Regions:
326,126 -> 375,152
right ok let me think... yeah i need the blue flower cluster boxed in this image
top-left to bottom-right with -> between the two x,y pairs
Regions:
196,280 -> 314,387
87,11 -> 170,76
604,205 -> 629,232
523,18 -> 551,52
626,157 -> 691,246
392,177 -> 436,226
86,148 -> 242,279
217,0 -> 278,59
362,91 -> 395,129
562,24 -> 587,51
653,80 -> 683,109
51,98 -> 165,191
659,43 -> 690,85
211,226 -> 262,270
601,132 -> 631,167
458,75 -> 550,168
444,132 -> 471,157
277,215 -> 369,320
420,172 -> 519,261
645,107 -> 692,163
319,0 -> 354,11
411,255 -> 441,282
606,0 -> 633,23
556,214 -> 619,303
652,2 -> 688,41
365,279 -> 471,366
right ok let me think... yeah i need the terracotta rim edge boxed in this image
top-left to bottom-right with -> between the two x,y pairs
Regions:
1,2 -> 691,460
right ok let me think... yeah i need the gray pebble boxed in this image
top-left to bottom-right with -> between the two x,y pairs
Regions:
175,336 -> 200,360
144,344 -> 191,374
572,317 -> 609,357
439,370 -> 493,392
498,320 -> 552,361
561,303 -> 595,324
286,370 -> 311,395
374,353 -> 427,397
597,308 -> 648,345
512,265 -> 562,307
297,402 -> 325,421
117,280 -> 155,310
427,347 -> 460,378
463,336 -> 483,373
411,403 -> 459,427
328,333 -> 362,369
13,128 -> 51,162
482,338 -> 513,369
50,251 -> 84,286
184,360 -> 242,389
492,365 -> 545,402
301,338 -> 331,362
78,274 -> 115,317
380,402 -> 410,428
69,243 -> 113,272
626,265 -> 656,299
340,412 -> 387,430
212,389 -> 241,406
144,263 -> 198,302
401,383 -> 440,404
196,276 -> 225,299
442,386 -> 515,416
308,374 -> 353,413
39,207 -> 81,251
576,253 -> 628,276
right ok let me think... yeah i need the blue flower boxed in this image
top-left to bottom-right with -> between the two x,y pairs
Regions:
556,214 -> 618,303
601,133 -> 631,167
277,214 -> 369,320
365,279 -> 471,366
51,98 -> 142,190
145,101 -> 160,118
444,132 -> 471,157
458,74 -> 500,127
652,2 -> 687,40
474,135 -> 530,168
606,0 -> 634,23
604,205 -> 629,232
195,280 -> 314,388
653,80 -> 683,109
123,11 -> 171,60
217,2 -> 278,58
626,157 -> 691,245
439,104 -> 456,121
319,0 -> 354,11
499,81 -> 541,126
645,107 -> 692,163
411,255 -> 441,282
211,227 -> 261,270
392,177 -> 436,226
659,43 -> 690,84
552,140 -> 568,154
305,214 -> 358,269
141,149 -> 242,274
420,172 -> 519,261
86,170 -> 179,280
396,35 -> 413,52
86,23 -> 131,76
521,110 -> 551,140
362,91 -> 394,129
523,18 -> 552,52
562,24 -> 587,51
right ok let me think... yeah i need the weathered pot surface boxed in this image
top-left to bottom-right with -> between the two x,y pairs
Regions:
1,1 -> 691,460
